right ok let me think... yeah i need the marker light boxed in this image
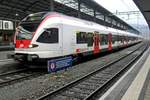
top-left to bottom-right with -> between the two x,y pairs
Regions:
29,44 -> 38,48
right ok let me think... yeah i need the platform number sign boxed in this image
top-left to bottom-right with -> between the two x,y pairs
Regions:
47,56 -> 72,73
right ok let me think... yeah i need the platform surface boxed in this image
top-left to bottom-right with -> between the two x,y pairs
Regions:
121,49 -> 150,100
0,51 -> 14,60
99,47 -> 150,100
144,74 -> 150,100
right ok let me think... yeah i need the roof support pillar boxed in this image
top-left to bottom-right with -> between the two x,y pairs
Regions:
104,15 -> 106,26
50,0 -> 54,11
77,0 -> 81,18
94,10 -> 96,22
1,20 -> 3,30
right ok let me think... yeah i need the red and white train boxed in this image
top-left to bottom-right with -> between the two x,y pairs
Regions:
14,12 -> 142,62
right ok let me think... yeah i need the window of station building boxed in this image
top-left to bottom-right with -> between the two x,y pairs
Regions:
96,12 -> 104,20
112,20 -> 117,25
37,28 -> 59,43
105,16 -> 111,23
54,0 -> 78,10
108,17 -> 112,23
121,24 -> 124,28
76,32 -> 87,44
124,26 -> 127,30
117,23 -> 120,27
105,16 -> 109,23
87,32 -> 93,47
4,22 -> 9,29
100,34 -> 108,45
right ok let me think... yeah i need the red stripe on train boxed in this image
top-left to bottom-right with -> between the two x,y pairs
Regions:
108,33 -> 112,51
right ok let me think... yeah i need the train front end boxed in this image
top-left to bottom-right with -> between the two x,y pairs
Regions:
14,12 -> 47,62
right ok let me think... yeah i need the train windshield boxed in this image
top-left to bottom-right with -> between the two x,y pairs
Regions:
23,12 -> 47,21
16,22 -> 40,40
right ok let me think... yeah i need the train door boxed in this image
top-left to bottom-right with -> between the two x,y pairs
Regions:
126,36 -> 128,46
108,33 -> 112,51
93,32 -> 100,54
59,25 -> 63,55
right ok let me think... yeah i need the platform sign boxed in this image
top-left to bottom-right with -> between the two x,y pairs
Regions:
47,56 -> 72,73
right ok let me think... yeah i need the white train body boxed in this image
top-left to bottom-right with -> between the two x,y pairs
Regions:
14,12 -> 142,61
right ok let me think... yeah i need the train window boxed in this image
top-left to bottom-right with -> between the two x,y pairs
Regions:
112,35 -> 117,44
76,32 -> 87,44
16,27 -> 33,40
20,22 -> 40,32
100,34 -> 108,45
126,36 -> 128,42
128,37 -> 131,41
119,36 -> 124,43
37,28 -> 58,43
87,32 -> 93,47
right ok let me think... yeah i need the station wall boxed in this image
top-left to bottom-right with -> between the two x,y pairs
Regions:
0,20 -> 14,46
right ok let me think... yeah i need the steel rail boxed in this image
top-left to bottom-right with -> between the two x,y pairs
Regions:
37,43 -> 147,100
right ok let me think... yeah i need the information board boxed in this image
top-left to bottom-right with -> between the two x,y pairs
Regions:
47,56 -> 72,73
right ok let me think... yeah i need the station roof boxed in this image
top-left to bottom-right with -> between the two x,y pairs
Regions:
0,0 -> 139,34
133,0 -> 150,29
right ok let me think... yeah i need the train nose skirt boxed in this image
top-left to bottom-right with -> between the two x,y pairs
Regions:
14,54 -> 39,61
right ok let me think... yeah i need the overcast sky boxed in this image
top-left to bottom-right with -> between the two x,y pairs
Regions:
94,0 -> 149,34
94,0 -> 138,12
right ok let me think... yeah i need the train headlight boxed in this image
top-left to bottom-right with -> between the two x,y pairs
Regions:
29,44 -> 38,48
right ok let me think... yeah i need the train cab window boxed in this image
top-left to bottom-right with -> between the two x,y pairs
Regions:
76,32 -> 87,44
20,22 -> 40,32
37,28 -> 58,43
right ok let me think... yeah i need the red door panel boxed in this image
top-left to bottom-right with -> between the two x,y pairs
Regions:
94,33 -> 100,54
108,33 -> 112,51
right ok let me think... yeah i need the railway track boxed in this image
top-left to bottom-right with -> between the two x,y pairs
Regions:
37,43 -> 148,100
0,68 -> 45,87
0,43 -> 142,88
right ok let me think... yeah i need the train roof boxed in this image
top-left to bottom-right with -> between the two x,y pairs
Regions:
25,12 -> 141,37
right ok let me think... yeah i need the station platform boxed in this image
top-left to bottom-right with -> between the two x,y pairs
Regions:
0,45 -> 14,60
0,50 -> 14,60
99,47 -> 150,100
0,45 -> 14,51
121,48 -> 150,100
